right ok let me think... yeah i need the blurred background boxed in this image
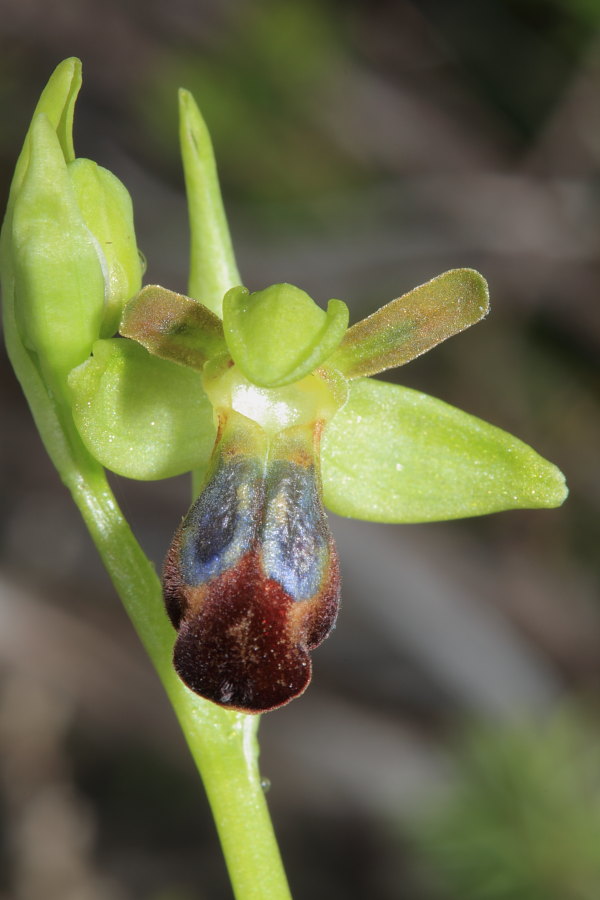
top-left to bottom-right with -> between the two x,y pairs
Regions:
1,1 -> 599,898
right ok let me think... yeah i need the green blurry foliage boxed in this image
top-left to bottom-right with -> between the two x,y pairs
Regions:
413,712 -> 600,900
137,0 -> 362,202
421,0 -> 600,137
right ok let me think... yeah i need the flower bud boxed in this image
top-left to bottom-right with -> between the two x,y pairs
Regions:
68,158 -> 143,337
10,113 -> 106,386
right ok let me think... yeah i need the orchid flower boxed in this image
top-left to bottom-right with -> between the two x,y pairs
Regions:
3,59 -> 566,716
71,264 -> 566,713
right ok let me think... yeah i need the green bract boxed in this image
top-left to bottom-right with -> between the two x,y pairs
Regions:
179,88 -> 241,315
6,58 -> 80,206
1,57 -> 142,411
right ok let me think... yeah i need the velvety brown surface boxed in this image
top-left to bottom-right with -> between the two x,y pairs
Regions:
164,523 -> 340,712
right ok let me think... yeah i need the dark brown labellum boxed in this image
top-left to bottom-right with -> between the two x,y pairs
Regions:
163,410 -> 340,713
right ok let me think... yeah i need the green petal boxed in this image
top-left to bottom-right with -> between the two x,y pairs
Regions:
120,284 -> 226,370
69,338 -> 216,480
321,378 -> 568,523
329,269 -> 489,379
223,283 -> 349,388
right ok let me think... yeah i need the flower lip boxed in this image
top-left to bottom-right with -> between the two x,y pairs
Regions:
162,409 -> 341,713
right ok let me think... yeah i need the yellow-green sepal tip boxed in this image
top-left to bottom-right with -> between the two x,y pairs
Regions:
321,377 -> 568,523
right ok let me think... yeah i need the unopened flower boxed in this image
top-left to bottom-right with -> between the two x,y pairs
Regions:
2,58 -> 141,405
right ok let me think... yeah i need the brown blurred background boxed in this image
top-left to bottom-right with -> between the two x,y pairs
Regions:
1,1 -> 599,898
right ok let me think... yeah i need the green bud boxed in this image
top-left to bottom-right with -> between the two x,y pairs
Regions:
10,113 -> 105,386
222,283 -> 349,388
68,338 -> 216,480
69,159 -> 143,337
6,58 -> 80,214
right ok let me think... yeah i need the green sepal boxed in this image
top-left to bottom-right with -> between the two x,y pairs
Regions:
329,269 -> 489,379
222,283 -> 349,388
68,338 -> 216,480
68,158 -> 143,337
10,113 -> 105,386
321,377 -> 568,523
120,285 -> 226,370
179,88 -> 241,315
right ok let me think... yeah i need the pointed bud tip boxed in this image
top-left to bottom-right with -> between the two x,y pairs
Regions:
56,57 -> 82,76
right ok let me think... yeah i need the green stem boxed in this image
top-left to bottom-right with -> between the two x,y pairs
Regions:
2,285 -> 292,900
